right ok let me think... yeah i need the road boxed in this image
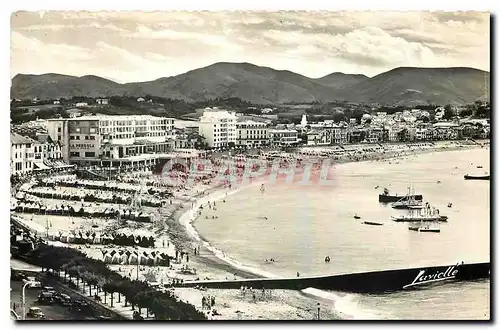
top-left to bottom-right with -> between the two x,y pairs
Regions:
10,279 -> 100,320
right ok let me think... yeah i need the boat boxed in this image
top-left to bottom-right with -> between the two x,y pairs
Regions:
464,174 -> 490,180
408,221 -> 440,233
379,187 -> 423,203
391,188 -> 423,209
354,214 -> 361,219
392,203 -> 448,222
363,221 -> 384,226
447,202 -> 453,208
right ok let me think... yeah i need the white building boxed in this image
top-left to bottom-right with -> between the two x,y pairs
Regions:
75,102 -> 88,107
47,115 -> 175,166
236,120 -> 268,148
198,109 -> 237,149
269,129 -> 299,147
11,133 -> 35,175
96,98 -> 109,105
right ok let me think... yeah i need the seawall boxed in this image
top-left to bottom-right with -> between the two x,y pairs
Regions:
179,262 -> 490,293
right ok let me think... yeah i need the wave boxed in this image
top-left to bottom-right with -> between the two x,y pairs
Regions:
301,288 -> 385,320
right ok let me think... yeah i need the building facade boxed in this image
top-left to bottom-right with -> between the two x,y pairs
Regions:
268,129 -> 299,147
11,133 -> 35,175
46,115 -> 175,166
198,109 -> 237,149
236,120 -> 269,148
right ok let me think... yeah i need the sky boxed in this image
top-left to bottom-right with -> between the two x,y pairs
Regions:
10,11 -> 490,83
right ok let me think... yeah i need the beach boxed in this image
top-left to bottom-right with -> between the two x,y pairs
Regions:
12,139 -> 489,320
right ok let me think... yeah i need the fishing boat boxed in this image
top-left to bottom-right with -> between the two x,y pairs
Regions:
464,174 -> 490,180
391,187 -> 423,209
392,203 -> 448,222
379,187 -> 423,203
363,221 -> 384,226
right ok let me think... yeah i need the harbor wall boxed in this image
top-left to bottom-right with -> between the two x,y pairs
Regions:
180,262 -> 490,293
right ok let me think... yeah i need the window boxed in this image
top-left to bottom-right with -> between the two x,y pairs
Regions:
85,152 -> 95,158
57,127 -> 61,133
89,136 -> 95,140
70,152 -> 80,157
76,136 -> 80,140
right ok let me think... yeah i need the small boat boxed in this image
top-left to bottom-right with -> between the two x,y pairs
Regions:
409,216 -> 440,232
363,221 -> 384,226
354,214 -> 361,219
464,174 -> 490,180
408,222 -> 440,233
477,166 -> 483,169
447,202 -> 453,208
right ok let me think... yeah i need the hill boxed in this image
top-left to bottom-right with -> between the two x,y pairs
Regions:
11,73 -> 126,100
316,72 -> 368,88
11,64 -> 490,105
345,67 -> 490,106
125,62 -> 346,103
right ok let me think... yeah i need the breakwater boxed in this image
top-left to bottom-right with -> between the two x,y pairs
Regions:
180,262 -> 490,293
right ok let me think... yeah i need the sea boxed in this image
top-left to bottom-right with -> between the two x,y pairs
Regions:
194,147 -> 491,320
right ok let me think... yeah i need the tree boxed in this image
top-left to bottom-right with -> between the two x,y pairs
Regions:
443,104 -> 454,120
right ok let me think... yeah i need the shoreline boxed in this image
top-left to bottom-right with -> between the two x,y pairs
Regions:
177,142 -> 488,274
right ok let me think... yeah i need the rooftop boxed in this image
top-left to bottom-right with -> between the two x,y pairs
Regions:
67,115 -> 175,121
11,132 -> 36,145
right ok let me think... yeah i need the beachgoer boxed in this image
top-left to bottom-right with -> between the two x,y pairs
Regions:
296,272 -> 300,277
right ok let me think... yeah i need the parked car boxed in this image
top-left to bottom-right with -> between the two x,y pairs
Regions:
11,270 -> 28,282
23,277 -> 41,288
56,293 -> 72,306
27,307 -> 45,319
41,286 -> 57,294
37,292 -> 55,305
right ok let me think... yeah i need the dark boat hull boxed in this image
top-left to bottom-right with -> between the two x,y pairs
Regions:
363,221 -> 383,226
181,262 -> 490,293
464,175 -> 490,180
379,194 -> 423,203
392,216 -> 448,222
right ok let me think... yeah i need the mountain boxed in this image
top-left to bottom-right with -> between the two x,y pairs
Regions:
346,67 -> 490,106
11,63 -> 490,105
11,73 -> 126,99
124,62 -> 344,103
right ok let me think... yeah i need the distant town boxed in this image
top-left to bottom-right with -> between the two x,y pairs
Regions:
10,95 -> 490,175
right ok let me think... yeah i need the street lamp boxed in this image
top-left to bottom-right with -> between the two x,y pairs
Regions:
21,281 -> 36,320
135,246 -> 140,281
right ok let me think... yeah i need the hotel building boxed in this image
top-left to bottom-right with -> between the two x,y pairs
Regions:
236,120 -> 269,148
198,109 -> 237,149
47,115 -> 175,166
